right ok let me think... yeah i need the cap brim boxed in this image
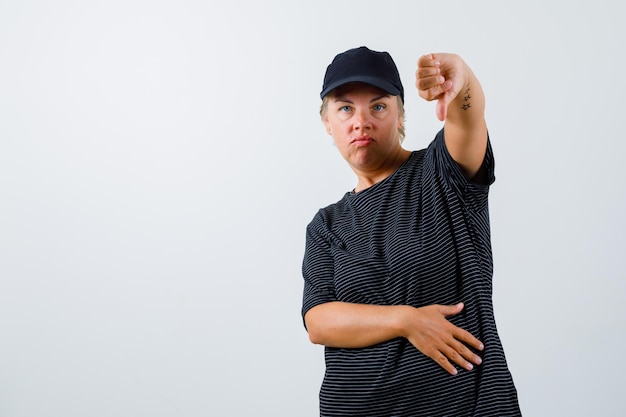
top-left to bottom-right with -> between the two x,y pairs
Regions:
320,75 -> 402,99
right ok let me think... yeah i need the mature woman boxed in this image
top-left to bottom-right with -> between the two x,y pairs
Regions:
301,46 -> 521,416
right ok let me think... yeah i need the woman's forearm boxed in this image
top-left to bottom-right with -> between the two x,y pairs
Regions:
304,301 -> 411,348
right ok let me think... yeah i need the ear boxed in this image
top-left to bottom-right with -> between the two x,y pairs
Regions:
323,116 -> 333,136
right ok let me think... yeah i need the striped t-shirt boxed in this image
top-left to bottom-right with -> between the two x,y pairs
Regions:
302,129 -> 521,416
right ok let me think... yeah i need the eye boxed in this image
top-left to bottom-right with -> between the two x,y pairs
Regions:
339,105 -> 352,112
372,103 -> 386,112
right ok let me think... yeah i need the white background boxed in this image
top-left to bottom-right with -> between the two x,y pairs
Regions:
1,1 -> 625,416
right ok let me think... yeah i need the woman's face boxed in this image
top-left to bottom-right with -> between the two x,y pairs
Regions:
323,83 -> 404,173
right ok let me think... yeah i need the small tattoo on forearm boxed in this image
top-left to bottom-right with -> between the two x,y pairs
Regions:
461,86 -> 471,111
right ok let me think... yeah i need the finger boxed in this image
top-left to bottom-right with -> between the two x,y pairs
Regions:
454,327 -> 484,352
450,339 -> 483,368
417,61 -> 439,76
422,78 -> 453,104
416,66 -> 440,82
434,83 -> 456,121
442,343 -> 475,371
438,302 -> 464,317
436,99 -> 447,121
416,72 -> 445,92
433,350 -> 458,375
417,53 -> 437,68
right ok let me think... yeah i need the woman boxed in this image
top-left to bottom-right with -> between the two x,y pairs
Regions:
301,46 -> 521,416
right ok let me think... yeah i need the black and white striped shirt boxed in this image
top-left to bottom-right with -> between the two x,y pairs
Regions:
302,129 -> 521,416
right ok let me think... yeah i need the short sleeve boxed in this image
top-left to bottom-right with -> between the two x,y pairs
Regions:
301,212 -> 337,327
429,128 -> 495,213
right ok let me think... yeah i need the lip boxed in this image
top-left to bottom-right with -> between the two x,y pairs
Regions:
351,136 -> 375,146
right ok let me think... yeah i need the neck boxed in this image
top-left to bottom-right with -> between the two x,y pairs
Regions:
353,148 -> 411,193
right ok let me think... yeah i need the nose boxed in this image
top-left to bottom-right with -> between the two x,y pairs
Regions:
353,107 -> 372,131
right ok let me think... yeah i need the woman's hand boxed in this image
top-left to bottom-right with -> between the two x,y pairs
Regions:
416,53 -> 469,122
400,302 -> 484,375
416,52 -> 487,178
306,301 -> 483,375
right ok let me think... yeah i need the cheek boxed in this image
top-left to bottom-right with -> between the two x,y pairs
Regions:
326,119 -> 347,137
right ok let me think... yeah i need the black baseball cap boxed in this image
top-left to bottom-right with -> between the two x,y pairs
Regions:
320,46 -> 404,102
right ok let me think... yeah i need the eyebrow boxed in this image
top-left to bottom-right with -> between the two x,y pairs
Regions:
333,94 -> 390,104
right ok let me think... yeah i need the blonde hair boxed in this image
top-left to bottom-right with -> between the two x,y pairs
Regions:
319,95 -> 406,142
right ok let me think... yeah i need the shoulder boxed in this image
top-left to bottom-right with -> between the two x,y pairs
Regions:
426,128 -> 495,186
306,194 -> 350,232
